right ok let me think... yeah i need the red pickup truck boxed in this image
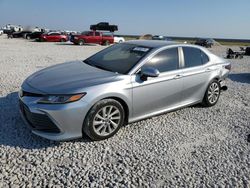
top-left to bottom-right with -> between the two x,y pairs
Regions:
71,31 -> 114,45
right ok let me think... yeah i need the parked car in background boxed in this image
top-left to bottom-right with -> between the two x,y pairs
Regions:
195,38 -> 214,48
26,31 -> 44,40
12,31 -> 32,38
3,24 -> 23,34
90,22 -> 118,32
152,35 -> 165,40
245,47 -> 250,56
39,32 -> 68,42
71,31 -> 114,45
114,35 -> 125,43
19,40 -> 231,141
152,35 -> 173,41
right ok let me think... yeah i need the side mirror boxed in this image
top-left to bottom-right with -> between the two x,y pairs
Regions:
140,67 -> 160,81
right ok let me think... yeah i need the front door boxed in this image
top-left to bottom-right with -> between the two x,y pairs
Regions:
132,47 -> 184,119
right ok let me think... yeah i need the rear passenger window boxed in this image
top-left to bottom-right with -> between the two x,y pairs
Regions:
183,47 -> 203,68
143,48 -> 179,73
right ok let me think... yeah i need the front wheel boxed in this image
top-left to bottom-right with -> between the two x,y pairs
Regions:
202,80 -> 221,107
83,99 -> 125,141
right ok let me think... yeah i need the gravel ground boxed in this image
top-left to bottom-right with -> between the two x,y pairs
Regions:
0,36 -> 249,187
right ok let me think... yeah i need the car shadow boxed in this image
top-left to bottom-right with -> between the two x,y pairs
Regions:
0,92 -> 91,149
229,73 -> 250,84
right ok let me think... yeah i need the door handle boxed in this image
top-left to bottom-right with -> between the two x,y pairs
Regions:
205,68 -> 212,72
173,74 -> 182,79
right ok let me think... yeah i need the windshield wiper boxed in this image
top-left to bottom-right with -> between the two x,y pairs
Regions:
83,59 -> 92,65
93,65 -> 112,72
83,60 -> 112,72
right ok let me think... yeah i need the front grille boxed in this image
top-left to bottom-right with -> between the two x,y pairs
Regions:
19,100 -> 60,133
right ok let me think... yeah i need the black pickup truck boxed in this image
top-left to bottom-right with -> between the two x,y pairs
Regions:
90,22 -> 118,32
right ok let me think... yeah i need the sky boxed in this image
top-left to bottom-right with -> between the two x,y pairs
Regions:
0,0 -> 249,39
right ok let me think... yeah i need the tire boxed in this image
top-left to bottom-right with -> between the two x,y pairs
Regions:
83,99 -> 125,141
26,36 -> 31,40
78,39 -> 85,46
119,40 -> 122,43
202,80 -> 221,107
60,38 -> 66,42
103,40 -> 110,46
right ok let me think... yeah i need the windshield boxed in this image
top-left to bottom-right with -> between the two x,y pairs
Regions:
83,43 -> 151,74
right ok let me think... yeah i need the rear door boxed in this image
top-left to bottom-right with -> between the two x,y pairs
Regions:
93,32 -> 102,44
87,31 -> 95,43
132,47 -> 184,118
53,33 -> 61,42
180,46 -> 211,104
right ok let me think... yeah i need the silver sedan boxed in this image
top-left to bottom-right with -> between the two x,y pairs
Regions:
19,40 -> 231,141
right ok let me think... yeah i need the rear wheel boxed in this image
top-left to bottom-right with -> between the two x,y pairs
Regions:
83,99 -> 125,141
78,39 -> 85,45
103,40 -> 110,46
202,80 -> 221,107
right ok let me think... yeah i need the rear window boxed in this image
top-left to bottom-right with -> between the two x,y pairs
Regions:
103,32 -> 113,37
95,32 -> 100,36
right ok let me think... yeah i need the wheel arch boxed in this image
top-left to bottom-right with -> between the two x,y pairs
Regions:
103,96 -> 129,125
83,95 -> 130,128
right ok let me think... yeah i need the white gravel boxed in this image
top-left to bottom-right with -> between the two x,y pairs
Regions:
0,36 -> 249,187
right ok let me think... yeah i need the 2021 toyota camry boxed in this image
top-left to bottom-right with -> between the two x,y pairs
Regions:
19,40 -> 231,141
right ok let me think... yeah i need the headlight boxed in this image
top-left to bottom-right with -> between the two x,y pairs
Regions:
38,93 -> 86,104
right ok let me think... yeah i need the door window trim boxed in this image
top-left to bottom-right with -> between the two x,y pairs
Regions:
179,46 -> 210,70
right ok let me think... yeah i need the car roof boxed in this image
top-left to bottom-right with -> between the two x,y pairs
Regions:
124,40 -> 179,48
48,32 -> 60,34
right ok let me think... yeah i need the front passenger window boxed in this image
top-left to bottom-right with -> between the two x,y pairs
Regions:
143,48 -> 179,73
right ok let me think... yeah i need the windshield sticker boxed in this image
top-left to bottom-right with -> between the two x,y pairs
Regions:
132,47 -> 150,52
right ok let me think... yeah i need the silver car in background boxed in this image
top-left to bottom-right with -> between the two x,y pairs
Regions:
19,40 -> 231,141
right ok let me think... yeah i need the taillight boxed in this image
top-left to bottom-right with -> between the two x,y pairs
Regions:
225,64 -> 231,71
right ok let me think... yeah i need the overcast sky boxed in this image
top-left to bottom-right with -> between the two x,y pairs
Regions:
0,0 -> 249,39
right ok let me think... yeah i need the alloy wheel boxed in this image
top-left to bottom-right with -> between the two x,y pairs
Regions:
93,105 -> 121,136
208,82 -> 220,104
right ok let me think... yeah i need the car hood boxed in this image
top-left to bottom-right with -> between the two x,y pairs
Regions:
23,61 -> 118,94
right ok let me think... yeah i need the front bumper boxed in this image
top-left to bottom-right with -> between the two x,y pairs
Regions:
19,96 -> 91,141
